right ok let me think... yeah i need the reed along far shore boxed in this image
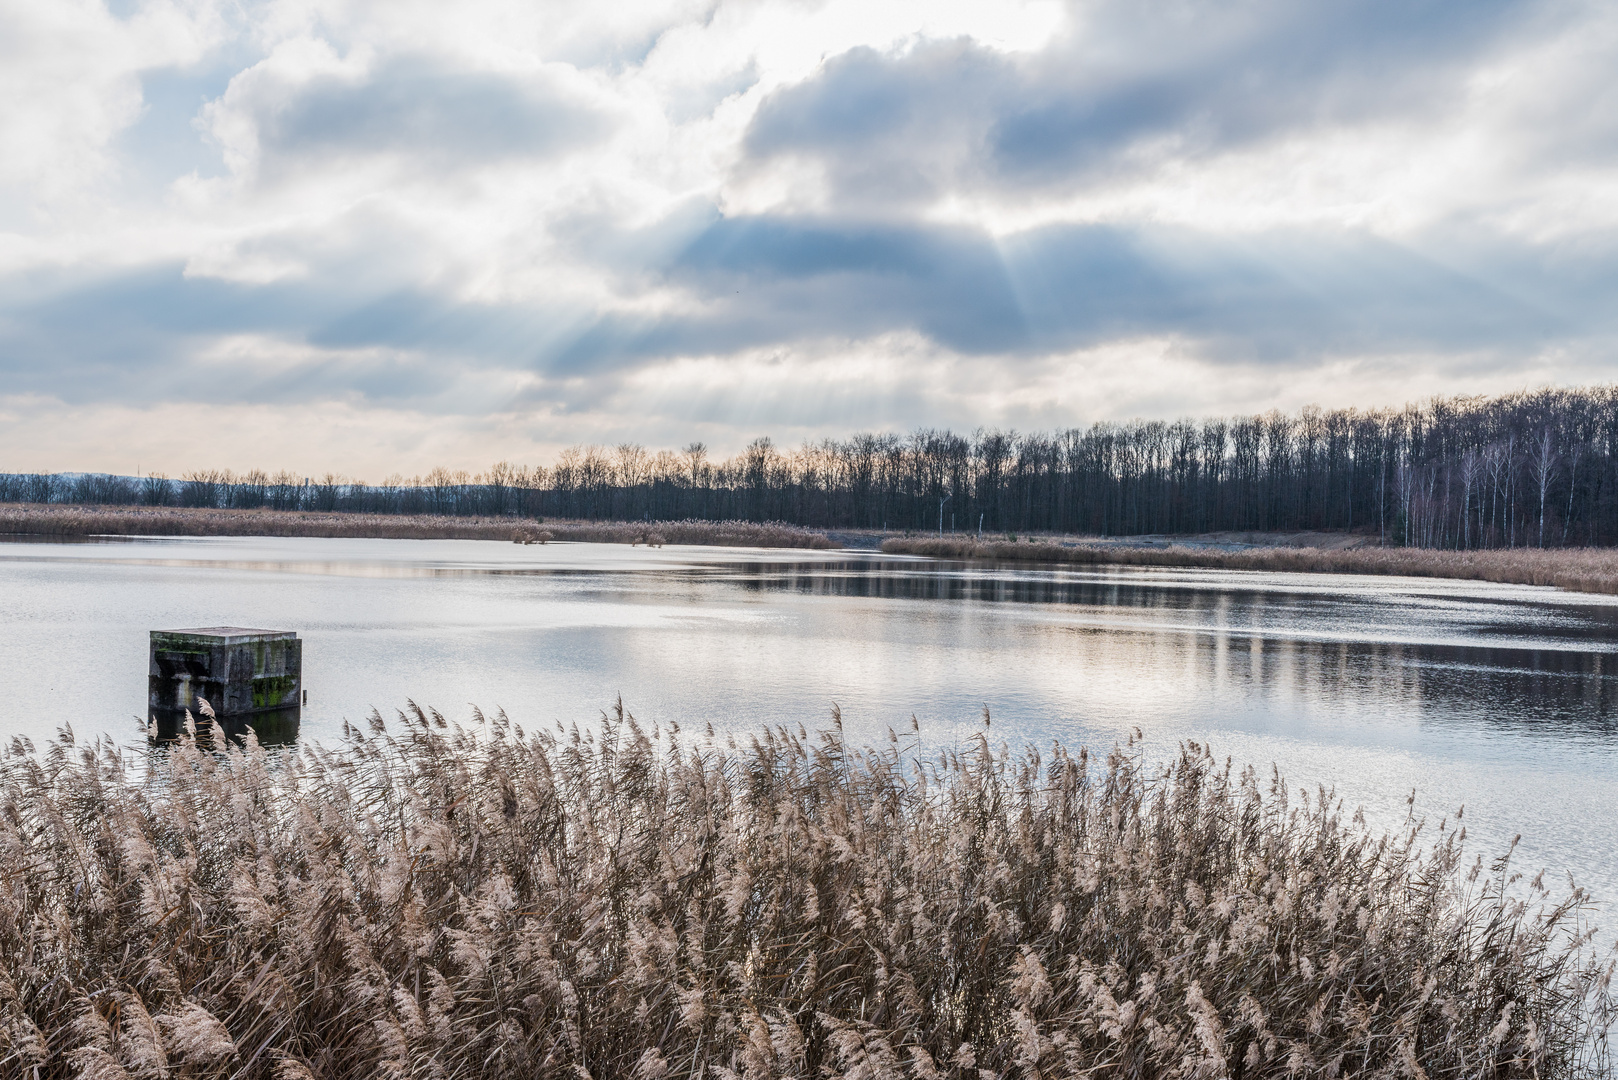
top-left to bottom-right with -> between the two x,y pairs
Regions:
6,501 -> 1618,594
0,503 -> 836,550
881,535 -> 1618,596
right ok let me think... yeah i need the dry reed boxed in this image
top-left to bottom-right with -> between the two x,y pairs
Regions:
0,505 -> 836,550
541,520 -> 835,549
882,537 -> 1618,596
0,705 -> 1608,1078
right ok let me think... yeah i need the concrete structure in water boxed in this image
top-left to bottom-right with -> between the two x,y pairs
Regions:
148,627 -> 301,741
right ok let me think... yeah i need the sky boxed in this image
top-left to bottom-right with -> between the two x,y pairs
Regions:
2,0 -> 1616,477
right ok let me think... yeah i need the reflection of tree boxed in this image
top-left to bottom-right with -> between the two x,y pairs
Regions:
740,559 -> 1618,738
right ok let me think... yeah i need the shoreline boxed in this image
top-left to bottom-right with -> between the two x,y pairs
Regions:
0,503 -> 836,550
5,502 -> 1615,594
881,535 -> 1618,595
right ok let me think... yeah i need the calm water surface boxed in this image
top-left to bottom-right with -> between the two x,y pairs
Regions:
3,535 -> 1616,912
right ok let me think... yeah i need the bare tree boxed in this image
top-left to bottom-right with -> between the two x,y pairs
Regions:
1532,428 -> 1557,548
1459,449 -> 1480,549
31,385 -> 1618,546
1564,442 -> 1583,545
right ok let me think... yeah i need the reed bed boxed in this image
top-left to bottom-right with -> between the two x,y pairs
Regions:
541,520 -> 837,550
882,537 -> 1618,595
0,706 -> 1609,1078
0,505 -> 836,550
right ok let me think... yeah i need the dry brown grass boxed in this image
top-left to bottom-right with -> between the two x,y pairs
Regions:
0,505 -> 836,550
882,537 -> 1618,595
0,706 -> 1609,1078
542,519 -> 837,549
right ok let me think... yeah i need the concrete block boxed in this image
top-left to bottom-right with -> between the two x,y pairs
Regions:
149,627 -> 301,742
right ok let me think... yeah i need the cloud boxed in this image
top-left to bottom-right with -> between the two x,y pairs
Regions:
739,0 -> 1544,214
0,258 -> 591,410
544,214 -> 1590,372
3,207 -> 1610,434
2,0 -> 1618,474
260,61 -> 606,166
0,0 -> 224,220
197,44 -> 614,183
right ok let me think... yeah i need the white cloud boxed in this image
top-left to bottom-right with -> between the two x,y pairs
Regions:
0,0 -> 224,218
0,0 -> 1615,474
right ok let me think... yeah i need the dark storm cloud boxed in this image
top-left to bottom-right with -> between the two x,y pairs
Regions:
744,0 -> 1540,203
253,58 -> 610,167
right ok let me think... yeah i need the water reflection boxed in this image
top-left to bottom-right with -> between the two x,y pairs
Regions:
3,535 -> 1618,911
701,558 -> 1618,745
148,707 -> 301,746
724,559 -> 1618,647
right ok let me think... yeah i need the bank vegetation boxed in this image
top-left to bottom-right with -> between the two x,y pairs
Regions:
0,504 -> 835,550
10,385 -> 1618,548
880,537 -> 1618,596
0,707 -> 1610,1078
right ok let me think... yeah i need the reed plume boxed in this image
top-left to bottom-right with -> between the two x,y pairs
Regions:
0,706 -> 1608,1077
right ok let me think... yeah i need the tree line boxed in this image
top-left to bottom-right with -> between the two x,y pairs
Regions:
7,385 -> 1618,547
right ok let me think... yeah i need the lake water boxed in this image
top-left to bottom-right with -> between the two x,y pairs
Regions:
3,535 -> 1617,916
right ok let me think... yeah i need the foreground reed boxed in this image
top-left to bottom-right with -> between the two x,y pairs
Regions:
0,706 -> 1609,1078
882,536 -> 1618,596
0,505 -> 836,550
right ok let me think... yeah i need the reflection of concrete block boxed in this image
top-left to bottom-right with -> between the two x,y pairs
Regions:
148,628 -> 301,742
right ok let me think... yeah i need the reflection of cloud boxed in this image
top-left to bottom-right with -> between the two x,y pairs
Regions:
3,0 -> 1618,472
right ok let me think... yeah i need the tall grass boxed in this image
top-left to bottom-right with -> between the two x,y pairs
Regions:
540,519 -> 836,549
882,537 -> 1618,596
0,706 -> 1609,1078
0,505 -> 836,550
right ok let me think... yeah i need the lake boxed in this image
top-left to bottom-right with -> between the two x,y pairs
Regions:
3,534 -> 1617,915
